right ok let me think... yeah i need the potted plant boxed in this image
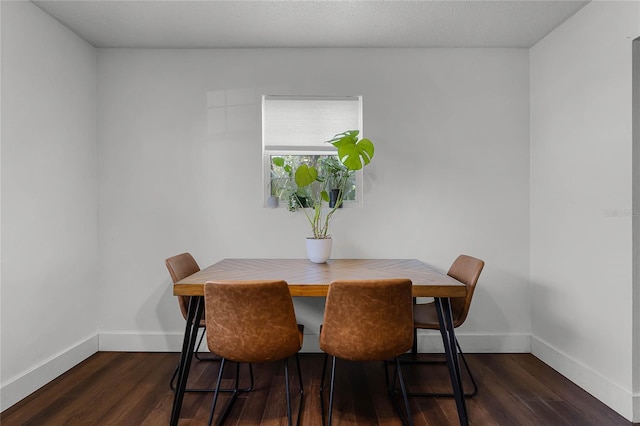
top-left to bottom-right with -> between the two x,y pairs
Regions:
269,157 -> 314,211
291,130 -> 374,263
319,156 -> 351,208
267,157 -> 294,208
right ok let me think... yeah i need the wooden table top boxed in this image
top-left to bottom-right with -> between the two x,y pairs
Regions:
174,258 -> 466,298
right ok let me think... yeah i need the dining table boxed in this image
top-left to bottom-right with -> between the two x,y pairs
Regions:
170,258 -> 470,426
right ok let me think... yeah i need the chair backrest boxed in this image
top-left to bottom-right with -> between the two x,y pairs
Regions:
447,255 -> 485,326
204,280 -> 302,364
320,279 -> 413,362
165,253 -> 201,320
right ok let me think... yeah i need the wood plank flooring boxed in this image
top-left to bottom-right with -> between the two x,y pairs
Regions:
1,352 -> 634,425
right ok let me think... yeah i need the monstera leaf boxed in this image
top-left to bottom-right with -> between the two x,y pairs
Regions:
327,130 -> 375,171
287,130 -> 375,239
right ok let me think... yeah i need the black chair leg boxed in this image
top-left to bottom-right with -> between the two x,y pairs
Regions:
323,356 -> 412,426
384,356 -> 391,389
170,326 -> 254,393
284,358 -> 293,426
208,360 -> 243,426
295,354 -> 304,426
319,353 -> 329,426
455,340 -> 478,397
170,359 -> 255,393
208,358 -> 227,426
194,328 -> 221,361
393,357 -> 414,426
245,363 -> 255,392
170,329 -> 215,391
169,362 -> 180,391
327,356 -> 337,426
399,337 -> 478,398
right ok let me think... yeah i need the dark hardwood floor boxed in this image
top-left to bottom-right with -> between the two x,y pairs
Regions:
1,352 -> 634,425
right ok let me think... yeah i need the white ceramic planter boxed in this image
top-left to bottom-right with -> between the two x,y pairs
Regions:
306,237 -> 332,263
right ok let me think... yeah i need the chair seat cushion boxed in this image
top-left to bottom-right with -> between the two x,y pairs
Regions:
413,302 -> 440,329
414,301 -> 465,329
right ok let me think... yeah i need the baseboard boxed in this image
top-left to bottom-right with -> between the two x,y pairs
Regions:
98,330 -> 323,352
98,331 -> 528,354
415,331 -> 531,353
99,331 -> 189,352
0,334 -> 98,412
531,335 -> 636,422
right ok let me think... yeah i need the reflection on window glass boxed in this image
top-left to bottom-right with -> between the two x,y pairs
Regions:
270,154 -> 356,210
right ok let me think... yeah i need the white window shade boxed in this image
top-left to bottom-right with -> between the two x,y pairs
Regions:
263,96 -> 361,149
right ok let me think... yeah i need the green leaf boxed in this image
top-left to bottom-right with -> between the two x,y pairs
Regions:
284,164 -> 292,174
294,164 -> 318,187
337,137 -> 375,170
272,157 -> 285,167
330,136 -> 352,149
326,130 -> 359,146
321,190 -> 330,202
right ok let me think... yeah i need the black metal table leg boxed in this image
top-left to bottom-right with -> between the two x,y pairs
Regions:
170,296 -> 204,426
435,297 -> 468,426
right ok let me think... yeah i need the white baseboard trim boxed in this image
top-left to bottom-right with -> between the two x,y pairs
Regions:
415,331 -> 531,353
98,331 -> 530,354
98,330 -> 324,352
99,331 -> 189,352
531,335 -> 636,422
0,334 -> 99,412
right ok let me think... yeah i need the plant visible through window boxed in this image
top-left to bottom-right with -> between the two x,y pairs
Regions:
270,155 -> 357,212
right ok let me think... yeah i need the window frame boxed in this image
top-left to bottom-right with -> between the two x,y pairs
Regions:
262,95 -> 364,209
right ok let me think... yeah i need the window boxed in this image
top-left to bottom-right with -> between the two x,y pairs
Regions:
262,95 -> 363,209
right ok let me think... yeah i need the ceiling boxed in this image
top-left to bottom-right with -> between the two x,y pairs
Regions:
32,0 -> 590,49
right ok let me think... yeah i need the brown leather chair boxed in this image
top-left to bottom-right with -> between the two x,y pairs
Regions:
410,254 -> 485,398
319,279 -> 414,426
165,253 -> 253,393
166,253 -> 206,349
204,280 -> 304,426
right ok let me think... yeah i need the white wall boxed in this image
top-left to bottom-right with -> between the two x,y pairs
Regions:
2,2 -> 636,421
530,1 -> 639,421
2,1 -> 636,422
0,1 -> 98,411
97,48 -> 531,353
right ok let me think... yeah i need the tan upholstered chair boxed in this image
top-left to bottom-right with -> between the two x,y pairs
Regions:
319,279 -> 414,426
166,253 -> 202,324
410,254 -> 484,397
165,252 -> 253,393
204,280 -> 304,426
